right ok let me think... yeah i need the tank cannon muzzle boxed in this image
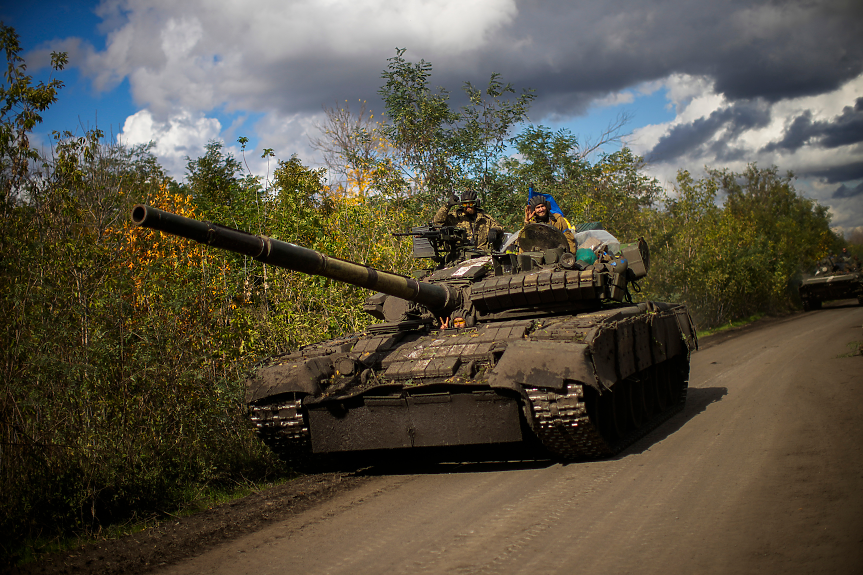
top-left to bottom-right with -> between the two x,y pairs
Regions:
131,205 -> 459,313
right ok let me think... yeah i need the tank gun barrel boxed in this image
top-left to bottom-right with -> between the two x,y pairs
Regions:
130,205 -> 457,313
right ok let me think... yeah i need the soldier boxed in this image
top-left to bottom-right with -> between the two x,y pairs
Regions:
524,195 -> 577,253
433,190 -> 504,251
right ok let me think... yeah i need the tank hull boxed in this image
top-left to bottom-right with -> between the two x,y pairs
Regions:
247,301 -> 696,463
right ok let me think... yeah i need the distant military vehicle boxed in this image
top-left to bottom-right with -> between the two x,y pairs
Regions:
799,257 -> 863,311
131,204 -> 697,464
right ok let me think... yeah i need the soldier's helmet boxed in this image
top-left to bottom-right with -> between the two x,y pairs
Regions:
528,195 -> 548,210
460,190 -> 479,207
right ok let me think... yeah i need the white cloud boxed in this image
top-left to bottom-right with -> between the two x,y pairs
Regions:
593,90 -> 635,108
662,74 -> 722,116
832,225 -> 863,241
240,111 -> 326,183
629,73 -> 863,167
117,105 -> 329,184
625,72 -> 863,230
119,108 -> 222,177
82,0 -> 518,119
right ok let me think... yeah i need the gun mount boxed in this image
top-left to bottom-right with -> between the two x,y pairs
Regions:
131,204 -> 696,467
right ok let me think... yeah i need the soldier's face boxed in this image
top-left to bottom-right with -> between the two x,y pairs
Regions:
463,203 -> 476,215
534,203 -> 547,217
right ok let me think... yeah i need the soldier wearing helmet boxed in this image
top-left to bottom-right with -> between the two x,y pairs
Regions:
524,195 -> 577,253
434,190 -> 504,251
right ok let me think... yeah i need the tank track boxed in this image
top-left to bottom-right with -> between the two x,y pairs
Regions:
526,384 -> 611,458
249,398 -> 311,461
526,358 -> 689,459
248,358 -> 689,464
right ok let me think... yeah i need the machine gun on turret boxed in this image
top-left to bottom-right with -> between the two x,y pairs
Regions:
392,224 -> 475,267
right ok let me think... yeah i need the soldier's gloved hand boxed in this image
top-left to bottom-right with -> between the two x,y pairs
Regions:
447,194 -> 460,208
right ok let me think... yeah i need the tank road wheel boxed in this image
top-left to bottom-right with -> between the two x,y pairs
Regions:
594,387 -> 623,442
604,382 -> 631,440
666,356 -> 689,406
640,368 -> 657,418
628,376 -> 648,429
653,364 -> 671,412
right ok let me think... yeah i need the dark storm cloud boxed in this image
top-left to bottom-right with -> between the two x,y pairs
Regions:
645,101 -> 771,163
466,0 -> 863,119
762,112 -> 817,153
63,0 -> 862,132
222,0 -> 862,124
708,140 -> 748,163
763,98 -> 863,153
803,161 -> 863,183
833,181 -> 863,199
724,101 -> 772,138
822,98 -> 863,148
647,111 -> 730,163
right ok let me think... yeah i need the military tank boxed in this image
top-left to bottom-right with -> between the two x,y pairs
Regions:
799,259 -> 863,311
131,204 -> 697,463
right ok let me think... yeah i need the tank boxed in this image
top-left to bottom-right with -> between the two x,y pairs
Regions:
131,204 -> 697,463
799,258 -> 863,311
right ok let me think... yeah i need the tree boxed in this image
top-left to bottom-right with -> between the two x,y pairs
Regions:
309,100 -> 396,198
377,48 -> 533,206
717,164 -> 834,272
377,48 -> 459,198
184,141 -> 262,226
0,24 -> 67,202
455,73 -> 535,190
642,165 -> 835,328
490,126 -> 659,234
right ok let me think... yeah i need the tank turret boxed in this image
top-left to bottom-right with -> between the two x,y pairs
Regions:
131,204 -> 695,466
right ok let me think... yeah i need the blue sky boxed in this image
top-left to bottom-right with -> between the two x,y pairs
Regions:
4,1 -> 863,236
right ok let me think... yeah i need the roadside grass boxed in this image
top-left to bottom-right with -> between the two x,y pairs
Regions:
838,340 -> 863,358
12,475 -> 295,568
695,313 -> 765,339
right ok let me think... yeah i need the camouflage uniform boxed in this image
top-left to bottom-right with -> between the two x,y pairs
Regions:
433,205 -> 503,251
838,249 -> 858,272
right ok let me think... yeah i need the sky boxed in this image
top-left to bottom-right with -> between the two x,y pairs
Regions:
4,0 -> 863,237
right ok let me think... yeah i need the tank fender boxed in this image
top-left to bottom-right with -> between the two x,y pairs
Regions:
584,305 -> 697,390
487,340 -> 596,392
246,355 -> 332,403
674,306 -> 698,351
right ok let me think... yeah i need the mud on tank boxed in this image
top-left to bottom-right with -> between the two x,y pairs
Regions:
131,205 -> 697,465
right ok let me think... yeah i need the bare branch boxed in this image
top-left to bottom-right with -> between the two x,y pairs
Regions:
310,100 -> 391,197
577,111 -> 633,159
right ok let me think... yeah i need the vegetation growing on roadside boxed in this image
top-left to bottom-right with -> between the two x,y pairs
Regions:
0,30 -> 852,566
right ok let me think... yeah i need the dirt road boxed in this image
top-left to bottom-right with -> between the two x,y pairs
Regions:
18,305 -> 863,575
149,304 -> 862,575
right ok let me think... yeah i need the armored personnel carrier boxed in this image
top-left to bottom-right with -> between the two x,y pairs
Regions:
799,261 -> 863,311
131,204 -> 696,463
